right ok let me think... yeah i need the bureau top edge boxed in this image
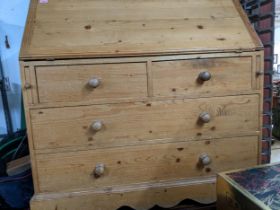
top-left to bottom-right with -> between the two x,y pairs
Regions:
19,48 -> 264,62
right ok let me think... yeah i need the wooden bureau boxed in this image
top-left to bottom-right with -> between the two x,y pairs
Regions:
20,0 -> 264,209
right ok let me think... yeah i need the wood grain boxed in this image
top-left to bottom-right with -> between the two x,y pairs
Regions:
31,179 -> 216,210
35,62 -> 147,104
35,136 -> 258,192
20,63 -> 40,192
152,57 -> 253,97
19,1 -> 264,208
20,0 -> 262,60
21,52 -> 261,108
30,95 -> 259,151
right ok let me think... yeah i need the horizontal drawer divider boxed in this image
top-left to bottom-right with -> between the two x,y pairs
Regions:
34,133 -> 260,155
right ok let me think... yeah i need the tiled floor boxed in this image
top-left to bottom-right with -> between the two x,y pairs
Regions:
271,140 -> 280,163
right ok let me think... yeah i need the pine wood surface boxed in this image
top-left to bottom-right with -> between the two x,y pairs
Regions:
152,56 -> 253,97
35,136 -> 258,193
31,180 -> 217,210
35,62 -> 147,104
19,0 -> 264,209
20,0 -> 262,60
21,52 -> 262,109
30,95 -> 260,151
21,53 -> 264,210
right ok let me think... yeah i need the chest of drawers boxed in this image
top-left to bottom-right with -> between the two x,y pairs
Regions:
20,0 -> 264,209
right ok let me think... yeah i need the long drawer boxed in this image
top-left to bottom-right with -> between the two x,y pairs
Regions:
35,136 -> 258,193
35,62 -> 147,104
30,95 -> 260,150
152,56 -> 254,97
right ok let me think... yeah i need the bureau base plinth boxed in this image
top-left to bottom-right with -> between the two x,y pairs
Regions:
31,178 -> 216,210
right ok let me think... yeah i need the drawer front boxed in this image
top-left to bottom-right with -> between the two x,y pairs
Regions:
31,95 -> 259,150
36,136 -> 258,192
35,62 -> 147,104
152,57 -> 253,97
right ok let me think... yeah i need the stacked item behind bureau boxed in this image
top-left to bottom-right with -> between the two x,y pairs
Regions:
20,0 -> 264,209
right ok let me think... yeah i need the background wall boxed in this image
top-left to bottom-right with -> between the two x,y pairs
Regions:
0,0 -> 30,135
241,0 -> 275,163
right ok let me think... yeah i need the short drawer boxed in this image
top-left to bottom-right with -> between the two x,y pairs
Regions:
36,136 -> 258,192
152,57 -> 253,97
35,62 -> 147,104
30,94 -> 260,150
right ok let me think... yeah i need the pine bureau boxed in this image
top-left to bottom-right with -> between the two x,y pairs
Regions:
20,0 -> 264,209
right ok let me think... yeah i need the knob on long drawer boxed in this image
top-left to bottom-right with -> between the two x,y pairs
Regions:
199,112 -> 211,123
199,153 -> 211,166
91,121 -> 103,132
94,163 -> 105,177
88,77 -> 101,88
198,71 -> 211,81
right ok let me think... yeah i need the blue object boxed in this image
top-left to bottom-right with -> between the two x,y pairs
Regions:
0,169 -> 33,208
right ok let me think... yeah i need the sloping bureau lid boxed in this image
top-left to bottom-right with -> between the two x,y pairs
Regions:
20,0 -> 263,61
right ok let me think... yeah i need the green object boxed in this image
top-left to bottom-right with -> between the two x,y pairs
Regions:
1,148 -> 17,160
0,137 -> 22,152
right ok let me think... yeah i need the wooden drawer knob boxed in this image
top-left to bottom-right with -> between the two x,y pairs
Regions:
24,83 -> 32,89
88,78 -> 101,88
198,71 -> 211,81
94,163 -> 105,177
199,112 -> 211,123
91,121 -> 103,131
199,153 -> 211,166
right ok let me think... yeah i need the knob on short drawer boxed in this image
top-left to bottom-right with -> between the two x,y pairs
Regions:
198,71 -> 211,81
24,83 -> 32,89
94,163 -> 105,177
199,112 -> 211,123
199,153 -> 211,166
91,120 -> 103,132
88,77 -> 101,88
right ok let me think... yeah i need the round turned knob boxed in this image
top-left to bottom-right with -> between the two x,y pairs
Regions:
198,71 -> 211,82
88,78 -> 101,88
24,83 -> 32,89
199,153 -> 211,166
94,163 -> 105,177
91,121 -> 103,132
199,112 -> 211,123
